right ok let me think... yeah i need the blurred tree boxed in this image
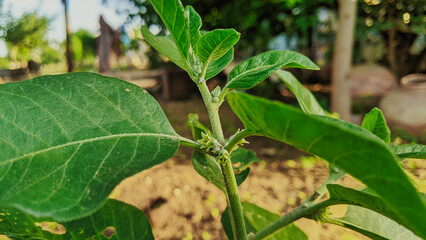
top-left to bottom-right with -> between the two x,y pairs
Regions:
331,0 -> 357,121
105,0 -> 424,77
104,0 -> 336,59
0,12 -> 50,64
68,29 -> 96,64
40,45 -> 62,65
357,0 -> 425,77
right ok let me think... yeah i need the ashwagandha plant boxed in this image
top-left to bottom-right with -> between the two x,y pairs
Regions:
0,0 -> 425,239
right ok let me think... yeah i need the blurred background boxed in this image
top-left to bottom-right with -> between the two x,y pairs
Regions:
0,0 -> 426,141
0,0 -> 424,142
0,1 -> 424,239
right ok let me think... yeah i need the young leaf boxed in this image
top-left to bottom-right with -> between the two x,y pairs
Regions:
185,6 -> 202,48
389,143 -> 426,159
186,113 -> 209,140
192,150 -> 255,192
226,91 -> 426,238
0,73 -> 181,221
221,202 -> 308,240
192,151 -> 226,192
0,199 -> 154,239
275,69 -> 326,115
196,29 -> 240,65
149,0 -> 190,60
225,50 -> 319,90
329,206 -> 421,240
205,48 -> 234,81
361,107 -> 390,143
141,26 -> 189,72
231,148 -> 260,172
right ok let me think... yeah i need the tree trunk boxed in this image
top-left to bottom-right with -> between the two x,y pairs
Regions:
62,0 -> 73,72
331,0 -> 357,121
387,21 -> 398,77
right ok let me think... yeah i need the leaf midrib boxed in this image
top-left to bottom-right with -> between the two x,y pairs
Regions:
1,132 -> 183,166
202,32 -> 236,64
226,52 -> 311,88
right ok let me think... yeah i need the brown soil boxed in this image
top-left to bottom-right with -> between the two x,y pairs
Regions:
111,96 -> 370,240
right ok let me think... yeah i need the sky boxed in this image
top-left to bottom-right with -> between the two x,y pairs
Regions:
0,0 -> 129,57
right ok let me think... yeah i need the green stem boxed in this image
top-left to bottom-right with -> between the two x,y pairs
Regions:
225,129 -> 255,152
250,200 -> 335,240
226,195 -> 238,240
306,167 -> 346,203
196,69 -> 246,239
220,156 -> 248,240
218,87 -> 229,104
197,82 -> 225,144
250,164 -> 346,240
179,137 -> 202,149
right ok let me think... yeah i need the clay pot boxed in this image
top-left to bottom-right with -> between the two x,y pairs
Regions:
349,64 -> 397,98
379,73 -> 426,136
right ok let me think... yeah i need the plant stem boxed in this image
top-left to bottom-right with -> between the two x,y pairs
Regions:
225,129 -> 255,152
197,82 -> 225,144
196,77 -> 247,239
178,137 -> 202,149
218,87 -> 229,104
220,156 -> 248,240
250,200 -> 335,240
307,169 -> 346,203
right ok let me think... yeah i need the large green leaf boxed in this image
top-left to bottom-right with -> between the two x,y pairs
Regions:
330,206 -> 420,240
0,73 -> 180,221
0,199 -> 154,239
205,48 -> 234,81
149,0 -> 190,60
225,50 -> 319,90
221,202 -> 308,240
226,91 -> 426,238
192,149 -> 257,192
326,184 -> 405,228
275,69 -> 325,115
196,29 -> 240,64
141,26 -> 189,72
185,5 -> 202,48
361,107 -> 390,143
389,143 -> 426,159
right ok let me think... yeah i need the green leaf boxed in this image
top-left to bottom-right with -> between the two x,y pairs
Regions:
196,29 -> 240,64
330,206 -> 421,240
327,184 -> 405,228
235,168 -> 250,186
149,0 -> 190,60
221,202 -> 308,240
192,149 -> 255,192
185,6 -> 202,48
275,69 -> 325,115
389,143 -> 426,159
205,48 -> 234,81
225,50 -> 319,90
186,113 -> 209,140
0,199 -> 154,239
230,148 -> 260,172
226,91 -> 426,238
0,73 -> 180,221
192,151 -> 226,192
362,107 -> 390,143
141,26 -> 189,72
